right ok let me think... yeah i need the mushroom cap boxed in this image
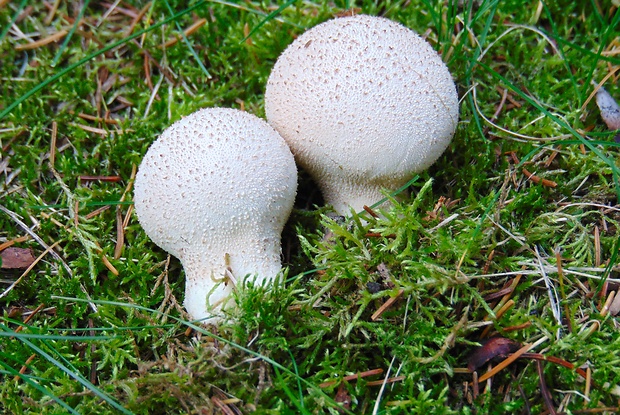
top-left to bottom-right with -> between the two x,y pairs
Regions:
265,14 -> 459,213
133,108 -> 297,320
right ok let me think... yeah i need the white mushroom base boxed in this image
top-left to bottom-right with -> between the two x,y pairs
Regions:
180,243 -> 283,324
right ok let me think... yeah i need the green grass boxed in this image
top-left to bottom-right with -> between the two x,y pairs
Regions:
1,0 -> 620,413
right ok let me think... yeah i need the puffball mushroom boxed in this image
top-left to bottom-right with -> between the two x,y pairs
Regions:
265,14 -> 459,215
134,108 -> 297,323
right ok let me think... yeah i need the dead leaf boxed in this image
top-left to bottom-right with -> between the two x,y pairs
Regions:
595,86 -> 620,130
335,383 -> 351,412
1,247 -> 35,269
468,337 -> 522,372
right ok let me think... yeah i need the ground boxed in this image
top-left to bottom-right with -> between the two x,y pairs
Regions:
1,1 -> 620,414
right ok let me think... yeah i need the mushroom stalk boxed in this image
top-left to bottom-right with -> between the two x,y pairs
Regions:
317,172 -> 405,215
181,235 -> 283,320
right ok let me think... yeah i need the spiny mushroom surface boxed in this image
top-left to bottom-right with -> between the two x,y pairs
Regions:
134,108 -> 297,323
265,14 -> 459,215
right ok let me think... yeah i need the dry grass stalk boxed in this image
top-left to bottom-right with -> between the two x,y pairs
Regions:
115,164 -> 137,259
477,342 -> 533,383
100,253 -> 119,276
77,113 -> 119,125
319,368 -> 384,388
84,205 -> 111,220
44,0 -> 61,25
124,2 -> 152,37
14,353 -> 37,382
371,289 -> 404,321
161,18 -> 207,48
0,235 -> 30,251
14,30 -> 68,51
50,120 -> 57,167
71,123 -> 108,136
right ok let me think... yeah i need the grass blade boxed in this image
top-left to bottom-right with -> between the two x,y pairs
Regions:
51,0 -> 91,67
240,0 -> 298,44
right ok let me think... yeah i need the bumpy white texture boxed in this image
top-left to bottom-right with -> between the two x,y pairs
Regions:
596,86 -> 620,130
134,108 -> 297,323
265,14 -> 459,215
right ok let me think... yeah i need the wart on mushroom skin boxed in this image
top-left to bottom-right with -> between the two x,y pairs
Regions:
265,14 -> 459,215
133,108 -> 297,323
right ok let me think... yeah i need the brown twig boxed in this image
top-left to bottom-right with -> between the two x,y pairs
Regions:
365,232 -> 396,238
50,121 -> 58,167
319,368 -> 384,387
371,289 -> 404,321
100,253 -> 119,276
481,299 -> 516,339
481,249 -> 495,275
124,2 -> 152,37
143,53 -> 154,91
16,303 -> 46,333
363,205 -> 379,218
138,47 -> 176,85
366,376 -> 406,386
79,175 -> 122,183
76,112 -> 119,125
600,291 -> 615,317
161,18 -> 207,48
484,285 -> 513,302
472,371 -> 479,399
517,353 -> 588,379
537,360 -> 558,415
477,342 -> 532,383
481,274 -> 522,338
495,85 -> 522,109
114,206 -> 124,260
521,167 -> 557,188
501,321 -> 532,333
84,205 -> 111,220
14,30 -> 68,51
0,235 -> 30,252
543,147 -> 560,168
115,164 -> 137,259
71,123 -> 108,136
44,0 -> 61,24
14,354 -> 37,382
491,87 -> 509,122
585,366 -> 592,400
506,151 -> 557,187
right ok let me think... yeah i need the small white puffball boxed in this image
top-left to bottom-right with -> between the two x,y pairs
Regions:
133,108 -> 297,323
265,14 -> 459,215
